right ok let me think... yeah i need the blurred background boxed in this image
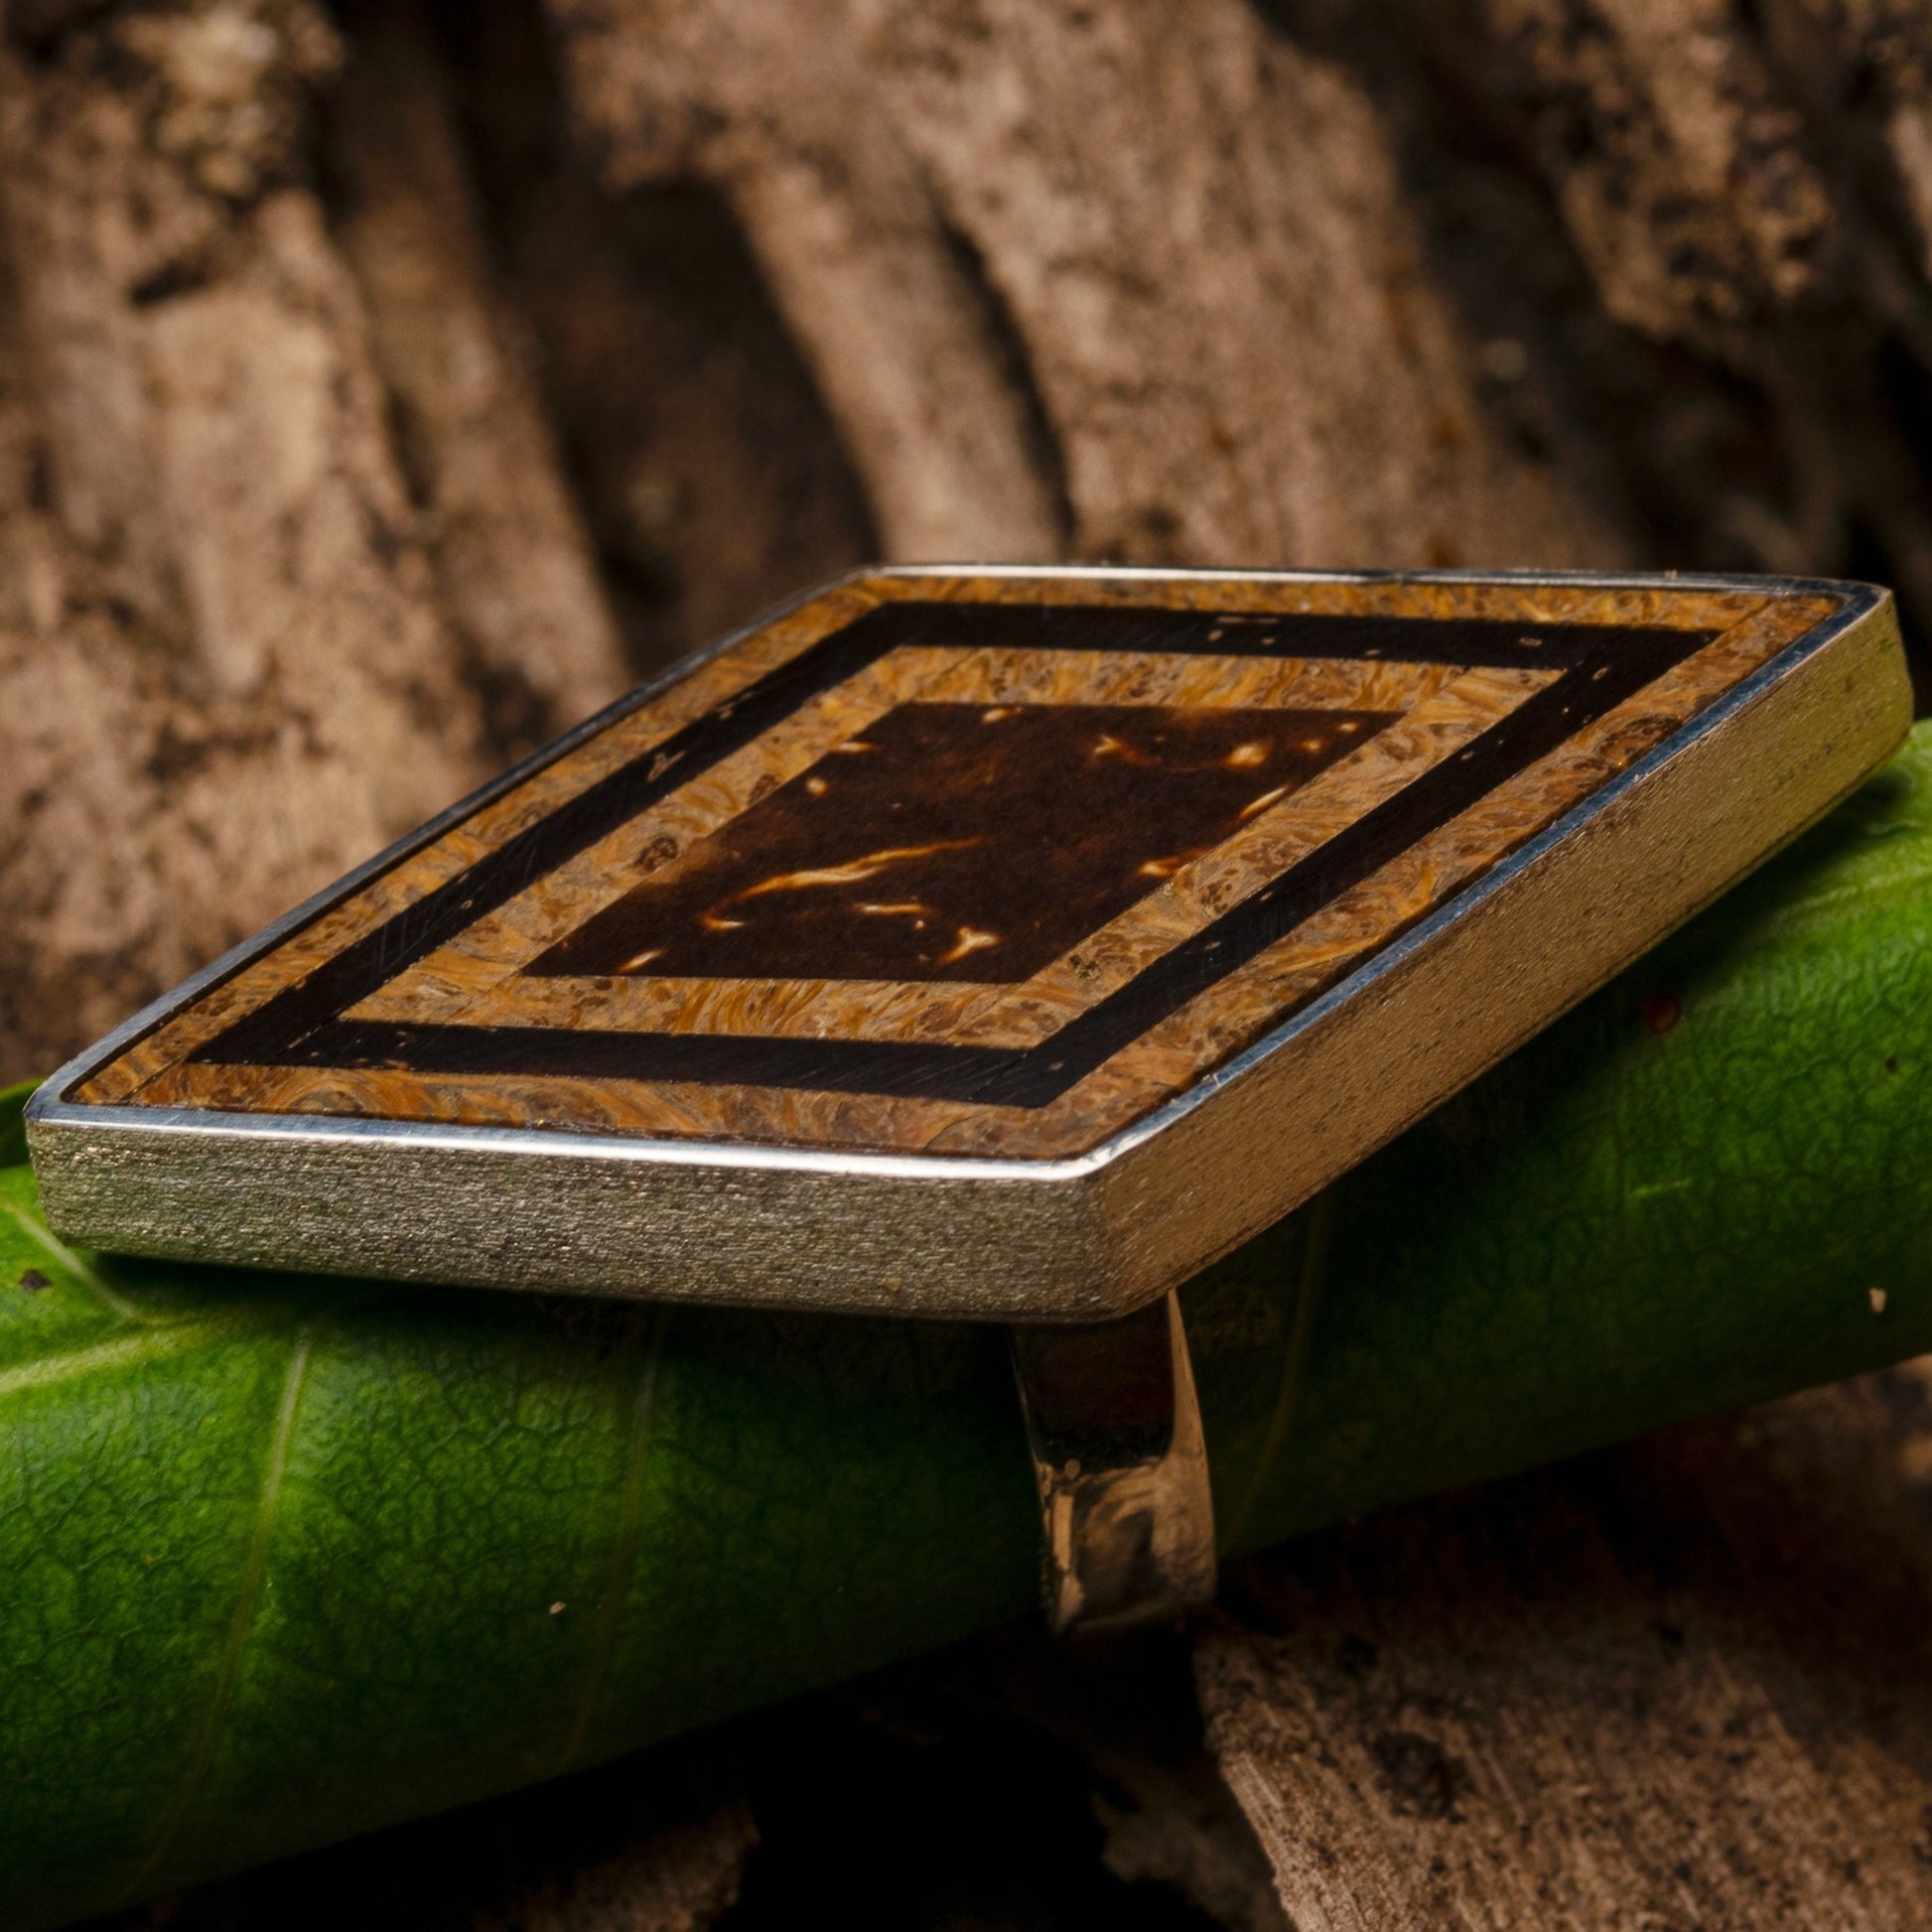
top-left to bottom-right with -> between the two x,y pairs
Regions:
8,1 -> 1932,1925
9,0 -> 1932,1089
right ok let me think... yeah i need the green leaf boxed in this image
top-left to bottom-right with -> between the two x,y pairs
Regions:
5,725 -> 1932,1927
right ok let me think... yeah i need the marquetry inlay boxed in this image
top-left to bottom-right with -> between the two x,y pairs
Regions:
72,570 -> 1835,1160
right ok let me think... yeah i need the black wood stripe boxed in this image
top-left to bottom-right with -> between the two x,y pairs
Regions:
264,1019 -> 1027,1099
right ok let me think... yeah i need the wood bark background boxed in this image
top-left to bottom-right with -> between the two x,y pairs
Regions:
6,1 -> 1932,1927
13,0 -> 1932,1088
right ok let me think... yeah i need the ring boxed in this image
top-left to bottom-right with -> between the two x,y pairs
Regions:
26,567 -> 1905,1636
1011,1291 -> 1217,1635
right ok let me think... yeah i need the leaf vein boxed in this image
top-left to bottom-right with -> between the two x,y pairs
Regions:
560,1311 -> 668,1771
0,1317 -> 272,1401
124,1326 -> 315,1897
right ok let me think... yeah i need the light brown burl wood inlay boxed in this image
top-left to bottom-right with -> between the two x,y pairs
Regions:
72,571 -> 1841,1161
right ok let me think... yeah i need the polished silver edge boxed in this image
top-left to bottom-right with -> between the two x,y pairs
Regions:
29,1098 -> 1085,1186
26,570 -> 1891,1197
877,562 -> 1889,600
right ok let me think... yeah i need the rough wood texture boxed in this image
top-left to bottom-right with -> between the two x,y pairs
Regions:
326,0 -> 627,759
1199,1362 -> 1932,1929
0,0 -> 496,1082
546,0 -> 1631,574
1363,0 -> 1932,631
473,1795 -> 758,1932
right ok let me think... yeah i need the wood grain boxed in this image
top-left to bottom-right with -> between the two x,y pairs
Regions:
71,579 -> 885,1107
1199,1361 -> 1932,1929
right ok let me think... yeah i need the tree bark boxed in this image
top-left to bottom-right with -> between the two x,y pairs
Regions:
547,0 -> 1630,571
326,0 -> 627,758
1199,1361 -> 1932,1930
0,0 -> 494,1078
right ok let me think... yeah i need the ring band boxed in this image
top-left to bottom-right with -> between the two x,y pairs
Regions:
1009,1290 -> 1218,1636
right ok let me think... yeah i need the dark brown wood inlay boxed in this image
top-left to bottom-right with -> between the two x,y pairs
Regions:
532,702 -> 1397,986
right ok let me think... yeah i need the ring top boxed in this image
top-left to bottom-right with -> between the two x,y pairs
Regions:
26,567 -> 1909,1320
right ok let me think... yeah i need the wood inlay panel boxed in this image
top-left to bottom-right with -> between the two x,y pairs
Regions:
72,571 -> 1845,1160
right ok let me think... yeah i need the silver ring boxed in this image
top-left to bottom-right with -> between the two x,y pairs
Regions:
1009,1291 -> 1218,1637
